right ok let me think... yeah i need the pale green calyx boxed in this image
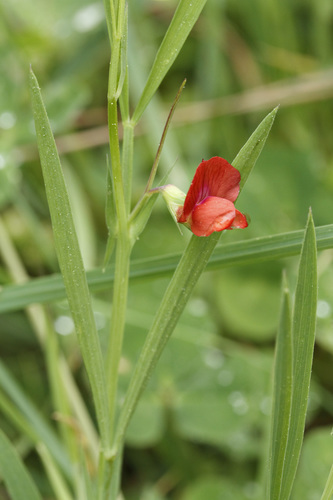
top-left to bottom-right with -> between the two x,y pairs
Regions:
159,184 -> 186,225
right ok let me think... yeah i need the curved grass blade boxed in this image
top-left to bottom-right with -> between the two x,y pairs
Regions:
114,107 -> 278,450
0,223 -> 332,314
132,0 -> 208,124
0,359 -> 71,477
29,68 -> 110,451
0,429 -> 42,500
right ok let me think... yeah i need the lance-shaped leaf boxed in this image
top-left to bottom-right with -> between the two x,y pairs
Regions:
278,210 -> 317,500
132,0 -> 208,124
29,69 -> 110,451
268,210 -> 317,500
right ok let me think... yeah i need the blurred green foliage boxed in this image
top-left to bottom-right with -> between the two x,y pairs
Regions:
1,0 -> 333,498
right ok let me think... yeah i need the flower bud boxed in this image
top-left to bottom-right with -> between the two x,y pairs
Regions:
159,184 -> 186,224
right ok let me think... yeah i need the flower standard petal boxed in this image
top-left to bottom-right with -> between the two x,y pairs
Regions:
179,157 -> 241,222
190,196 -> 236,237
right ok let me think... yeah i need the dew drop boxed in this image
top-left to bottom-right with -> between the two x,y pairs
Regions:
228,391 -> 249,415
218,369 -> 234,386
203,348 -> 224,369
54,315 -> 74,335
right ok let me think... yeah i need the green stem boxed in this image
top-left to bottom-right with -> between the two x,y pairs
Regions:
106,239 -> 131,429
102,4 -> 133,496
121,120 -> 134,213
106,27 -> 131,431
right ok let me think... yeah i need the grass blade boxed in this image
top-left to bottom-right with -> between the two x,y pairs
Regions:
278,209 -> 318,500
29,68 -> 110,450
0,429 -> 42,500
0,223 -> 331,314
37,443 -> 74,500
234,106 -> 279,188
268,274 -> 293,499
0,359 -> 71,476
132,0 -> 208,123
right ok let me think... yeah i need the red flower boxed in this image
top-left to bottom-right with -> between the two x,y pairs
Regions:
176,156 -> 248,237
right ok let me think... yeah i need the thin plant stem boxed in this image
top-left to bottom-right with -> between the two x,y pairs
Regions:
129,79 -> 186,226
144,79 -> 186,194
121,120 -> 134,213
106,66 -> 132,428
101,2 -> 133,496
106,241 -> 131,429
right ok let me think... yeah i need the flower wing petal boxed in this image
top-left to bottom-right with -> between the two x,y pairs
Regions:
230,209 -> 248,229
190,196 -> 236,237
180,157 -> 241,221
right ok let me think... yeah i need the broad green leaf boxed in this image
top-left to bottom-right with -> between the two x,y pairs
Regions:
279,210 -> 318,500
0,429 -> 42,500
29,68 -> 110,450
132,0 -> 208,124
1,223 -> 332,314
114,108 -> 277,448
268,275 -> 293,499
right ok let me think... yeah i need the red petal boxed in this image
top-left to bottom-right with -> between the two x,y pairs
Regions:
180,157 -> 241,221
190,196 -> 236,237
231,209 -> 248,229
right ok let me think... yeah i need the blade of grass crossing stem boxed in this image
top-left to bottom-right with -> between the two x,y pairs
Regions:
268,274 -> 293,500
114,107 -> 278,450
2,222 -> 333,314
320,465 -> 333,500
0,429 -> 43,500
132,0 -> 208,124
279,210 -> 317,500
29,68 -> 110,452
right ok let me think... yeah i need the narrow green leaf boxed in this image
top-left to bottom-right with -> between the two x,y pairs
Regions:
29,68 -> 110,451
1,223 -> 332,314
320,465 -> 333,500
268,274 -> 293,500
115,4 -> 128,100
279,209 -> 318,500
233,106 -> 279,189
0,359 -> 71,477
132,0 -> 208,124
37,444 -> 74,500
114,108 -> 277,449
0,428 -> 42,500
